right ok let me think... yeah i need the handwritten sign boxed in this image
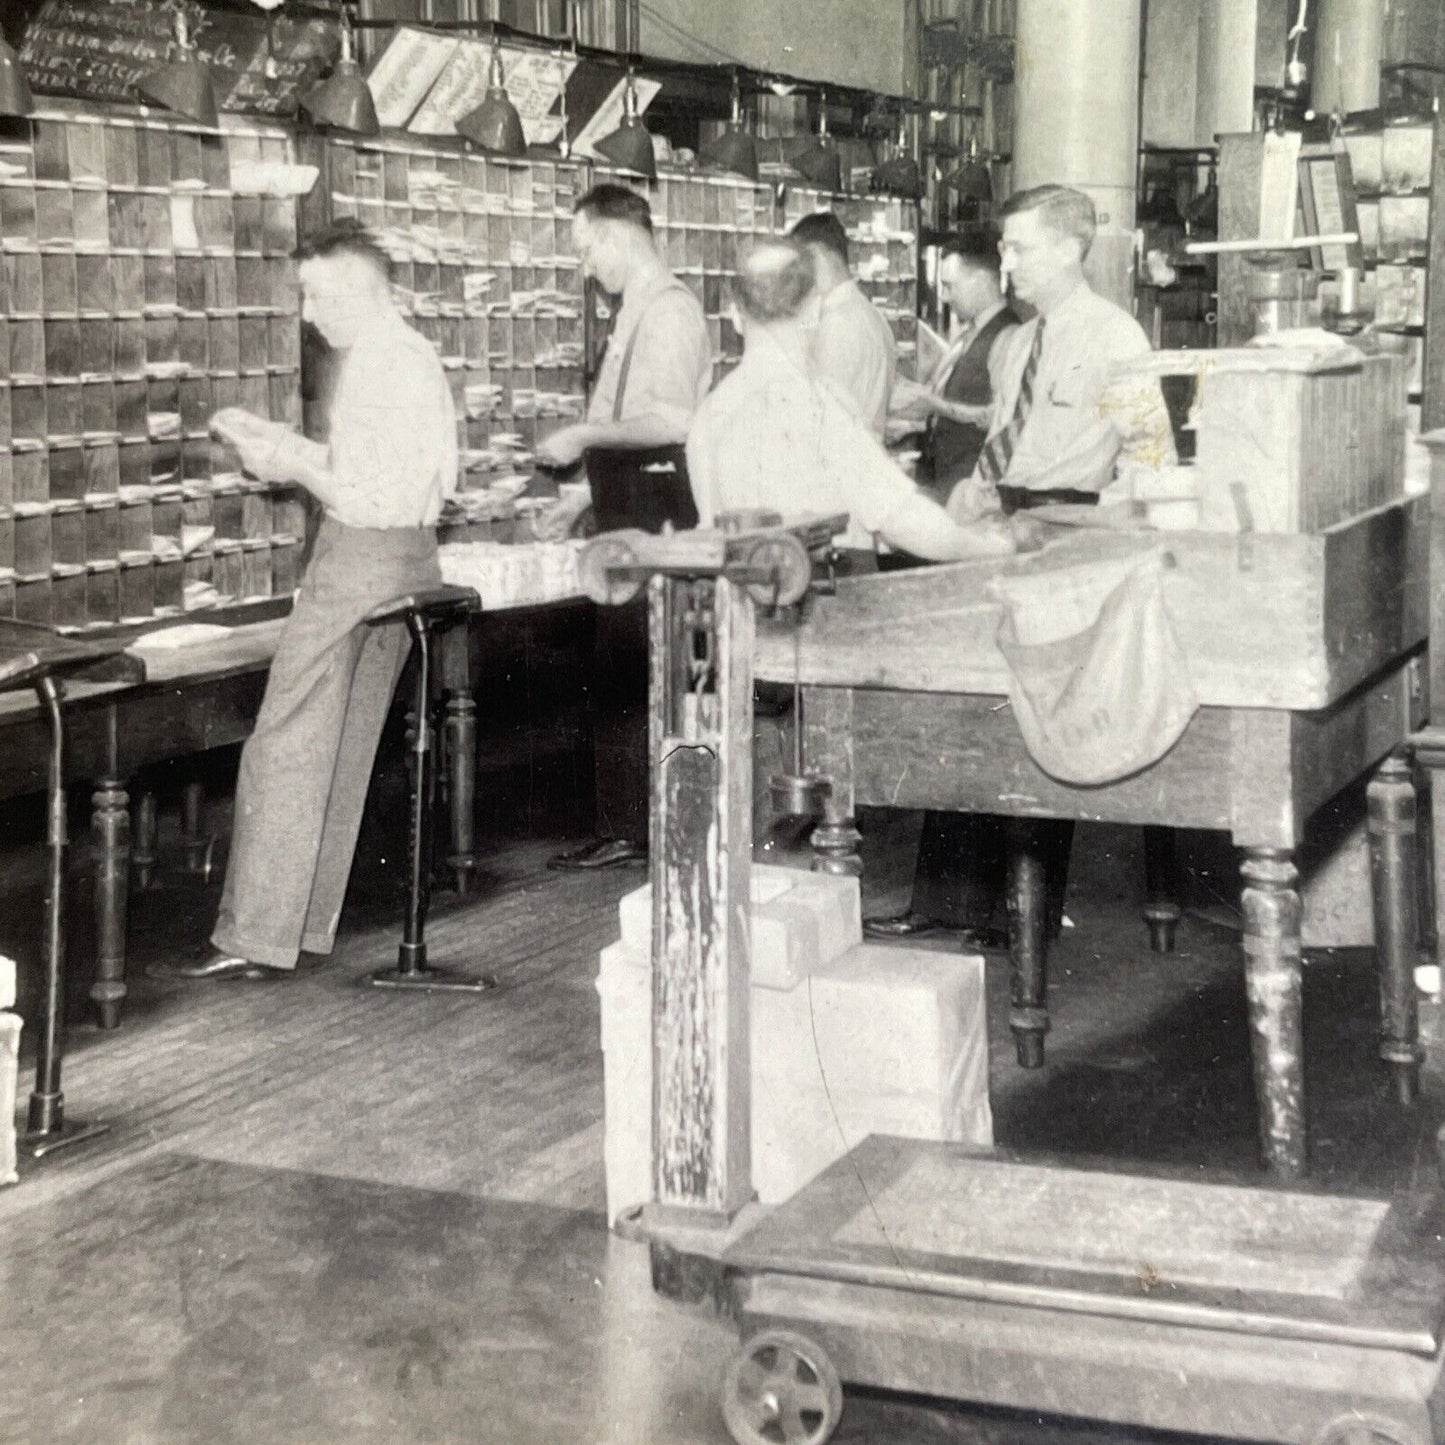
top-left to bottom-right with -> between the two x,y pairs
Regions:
408,38 -> 576,145
20,0 -> 336,118
364,25 -> 457,130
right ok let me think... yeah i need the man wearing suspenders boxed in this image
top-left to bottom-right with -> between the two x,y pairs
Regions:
537,184 -> 713,871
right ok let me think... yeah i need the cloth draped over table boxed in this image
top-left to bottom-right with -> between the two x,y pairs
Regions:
989,548 -> 1198,786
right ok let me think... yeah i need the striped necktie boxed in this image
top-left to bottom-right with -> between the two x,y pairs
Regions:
977,319 -> 1045,484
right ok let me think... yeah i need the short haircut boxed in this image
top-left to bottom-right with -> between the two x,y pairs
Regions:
293,217 -> 391,279
999,184 -> 1097,258
575,182 -> 653,234
732,239 -> 816,323
789,211 -> 849,265
939,235 -> 1001,278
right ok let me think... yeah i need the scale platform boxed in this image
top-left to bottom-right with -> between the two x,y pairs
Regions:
716,1137 -> 1445,1445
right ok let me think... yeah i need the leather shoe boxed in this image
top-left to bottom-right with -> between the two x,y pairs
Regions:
956,926 -> 1009,952
550,838 -> 648,871
548,838 -> 606,870
863,911 -> 942,939
146,952 -> 287,981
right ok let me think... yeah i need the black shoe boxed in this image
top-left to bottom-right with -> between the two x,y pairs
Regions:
956,926 -> 1009,952
548,839 -> 604,871
551,838 -> 648,871
863,911 -> 943,939
146,952 -> 288,981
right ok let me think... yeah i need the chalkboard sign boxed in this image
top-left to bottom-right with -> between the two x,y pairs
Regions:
20,0 -> 338,118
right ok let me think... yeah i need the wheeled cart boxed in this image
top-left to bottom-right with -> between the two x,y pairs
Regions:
714,1137 -> 1445,1445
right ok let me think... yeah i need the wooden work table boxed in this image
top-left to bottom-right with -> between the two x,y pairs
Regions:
756,497 -> 1429,1179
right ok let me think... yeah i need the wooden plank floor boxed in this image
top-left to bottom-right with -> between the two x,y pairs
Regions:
0,792 -> 1440,1442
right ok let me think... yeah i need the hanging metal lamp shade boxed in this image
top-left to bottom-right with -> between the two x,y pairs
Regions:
301,9 -> 378,136
872,111 -> 920,200
594,71 -> 655,179
701,73 -> 758,182
0,37 -> 34,118
136,7 -> 218,128
457,38 -> 527,157
792,93 -> 841,192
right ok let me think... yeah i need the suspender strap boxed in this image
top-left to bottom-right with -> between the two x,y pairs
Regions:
611,280 -> 691,423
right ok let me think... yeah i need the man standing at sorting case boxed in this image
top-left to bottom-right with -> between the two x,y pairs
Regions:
538,184 -> 712,871
151,219 -> 458,981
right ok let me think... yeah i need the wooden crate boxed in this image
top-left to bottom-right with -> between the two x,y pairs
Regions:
1120,348 -> 1408,533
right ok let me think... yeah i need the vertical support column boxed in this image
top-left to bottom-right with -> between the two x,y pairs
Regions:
1142,824 -> 1181,953
805,687 -> 862,878
90,704 -> 129,1031
439,621 -> 479,894
650,574 -> 754,1224
1368,753 -> 1423,1104
1013,0 -> 1142,308
1240,847 -> 1306,1179
1313,0 -> 1385,116
1005,819 -> 1050,1068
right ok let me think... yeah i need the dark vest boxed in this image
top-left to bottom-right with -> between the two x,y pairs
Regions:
926,305 -> 1020,491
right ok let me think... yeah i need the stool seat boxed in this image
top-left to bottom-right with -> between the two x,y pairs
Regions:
364,584 -> 479,628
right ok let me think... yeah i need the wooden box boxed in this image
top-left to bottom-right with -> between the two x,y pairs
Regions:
1122,348 -> 1408,534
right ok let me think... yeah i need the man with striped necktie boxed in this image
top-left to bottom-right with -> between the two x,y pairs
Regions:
867,184 -> 1174,952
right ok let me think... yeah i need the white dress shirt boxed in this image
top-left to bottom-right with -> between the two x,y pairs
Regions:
273,307 -> 458,528
815,278 -> 897,439
686,328 -> 926,552
983,282 -> 1174,494
587,270 -> 712,439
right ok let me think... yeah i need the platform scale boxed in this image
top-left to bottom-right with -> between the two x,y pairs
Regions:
575,522 -> 1445,1445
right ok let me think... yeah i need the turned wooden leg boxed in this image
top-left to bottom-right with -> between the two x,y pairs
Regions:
1368,754 -> 1423,1105
1006,820 -> 1050,1068
810,804 -> 863,878
1142,824 -> 1182,954
1240,848 -> 1306,1179
90,774 -> 130,1031
444,691 -> 478,894
131,790 -> 158,890
181,778 -> 210,877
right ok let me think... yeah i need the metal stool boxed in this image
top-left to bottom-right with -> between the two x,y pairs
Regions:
361,585 -> 493,993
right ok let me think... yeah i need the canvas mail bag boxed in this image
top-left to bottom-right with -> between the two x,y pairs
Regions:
989,549 -> 1198,786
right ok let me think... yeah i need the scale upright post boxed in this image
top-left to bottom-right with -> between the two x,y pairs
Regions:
579,519 -> 838,1235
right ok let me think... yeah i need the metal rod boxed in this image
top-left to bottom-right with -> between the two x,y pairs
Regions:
27,676 -> 67,1136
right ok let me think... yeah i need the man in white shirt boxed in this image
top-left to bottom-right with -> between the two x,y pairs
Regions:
950,184 -> 1174,519
687,239 -> 1018,566
538,185 -> 714,871
153,220 -> 458,979
874,186 -> 1174,948
788,211 -> 896,439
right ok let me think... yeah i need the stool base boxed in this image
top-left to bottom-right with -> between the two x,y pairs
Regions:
22,1117 -> 110,1160
364,965 -> 496,993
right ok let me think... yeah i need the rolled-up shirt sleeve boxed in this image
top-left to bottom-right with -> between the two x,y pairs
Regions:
620,291 -> 713,441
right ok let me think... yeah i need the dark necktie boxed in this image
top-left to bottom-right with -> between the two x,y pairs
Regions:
977,318 -> 1045,484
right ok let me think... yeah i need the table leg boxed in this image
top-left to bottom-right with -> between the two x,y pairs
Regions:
1006,820 -> 1050,1068
1368,753 -> 1423,1104
90,779 -> 129,1031
89,704 -> 129,1030
1240,847 -> 1305,1179
444,691 -> 478,894
181,778 -> 211,879
1142,824 -> 1181,954
131,789 -> 158,891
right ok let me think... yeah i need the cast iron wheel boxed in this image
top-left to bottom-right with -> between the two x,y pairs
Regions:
577,534 -> 643,605
720,1328 -> 843,1445
741,534 -> 811,609
1313,1414 -> 1428,1445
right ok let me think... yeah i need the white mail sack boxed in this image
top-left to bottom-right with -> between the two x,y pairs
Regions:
990,549 -> 1198,785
